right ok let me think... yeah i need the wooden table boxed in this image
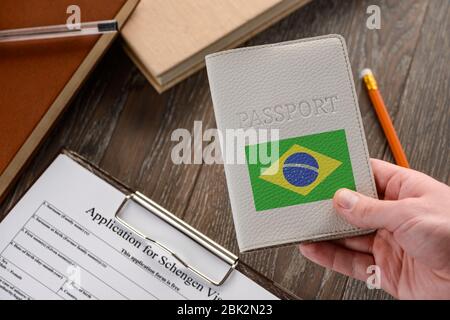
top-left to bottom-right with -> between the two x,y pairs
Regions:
1,0 -> 449,299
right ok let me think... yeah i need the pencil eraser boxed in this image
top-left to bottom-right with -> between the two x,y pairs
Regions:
359,68 -> 373,79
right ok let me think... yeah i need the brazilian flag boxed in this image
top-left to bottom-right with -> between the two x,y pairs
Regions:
245,129 -> 356,211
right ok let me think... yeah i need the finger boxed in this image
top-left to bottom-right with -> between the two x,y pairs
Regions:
370,159 -> 406,197
333,233 -> 375,254
299,242 -> 375,282
333,188 -> 415,232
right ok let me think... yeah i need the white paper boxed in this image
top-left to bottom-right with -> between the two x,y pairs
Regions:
0,155 -> 277,300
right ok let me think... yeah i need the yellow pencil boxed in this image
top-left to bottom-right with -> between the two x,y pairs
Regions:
360,68 -> 409,168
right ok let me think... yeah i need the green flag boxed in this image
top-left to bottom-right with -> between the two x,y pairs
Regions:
245,129 -> 356,211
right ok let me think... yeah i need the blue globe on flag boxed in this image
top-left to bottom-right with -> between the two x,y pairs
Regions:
282,152 -> 319,187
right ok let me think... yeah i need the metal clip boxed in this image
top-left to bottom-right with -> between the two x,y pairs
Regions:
114,192 -> 238,286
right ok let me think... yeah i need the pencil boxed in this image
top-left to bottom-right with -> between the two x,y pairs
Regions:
360,68 -> 410,168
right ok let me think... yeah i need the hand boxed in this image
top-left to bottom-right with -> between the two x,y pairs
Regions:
299,159 -> 450,299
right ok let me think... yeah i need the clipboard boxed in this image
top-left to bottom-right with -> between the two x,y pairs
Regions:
5,149 -> 297,299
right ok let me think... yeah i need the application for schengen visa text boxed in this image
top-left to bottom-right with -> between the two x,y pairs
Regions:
0,155 -> 276,300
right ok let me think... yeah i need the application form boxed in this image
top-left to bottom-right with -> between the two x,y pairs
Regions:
0,154 -> 277,300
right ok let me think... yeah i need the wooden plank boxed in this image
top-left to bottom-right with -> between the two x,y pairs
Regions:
1,0 -> 447,300
388,0 -> 449,182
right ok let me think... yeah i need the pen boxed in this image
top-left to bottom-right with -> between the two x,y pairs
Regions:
0,20 -> 118,43
360,68 -> 410,168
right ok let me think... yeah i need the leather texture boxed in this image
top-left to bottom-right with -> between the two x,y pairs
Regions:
206,35 -> 377,252
0,0 -> 127,176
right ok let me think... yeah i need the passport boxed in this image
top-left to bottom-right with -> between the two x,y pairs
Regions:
205,35 -> 377,252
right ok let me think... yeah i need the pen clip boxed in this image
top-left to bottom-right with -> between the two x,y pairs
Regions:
114,192 -> 238,286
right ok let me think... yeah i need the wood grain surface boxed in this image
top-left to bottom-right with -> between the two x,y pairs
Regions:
1,0 -> 448,299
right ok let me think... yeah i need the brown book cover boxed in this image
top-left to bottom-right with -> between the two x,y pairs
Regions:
0,0 -> 139,201
122,0 -> 311,93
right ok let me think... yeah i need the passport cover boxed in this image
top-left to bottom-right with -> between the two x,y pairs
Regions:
205,35 -> 377,252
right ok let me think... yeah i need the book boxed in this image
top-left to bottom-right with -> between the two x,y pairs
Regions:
121,0 -> 311,93
205,35 -> 377,252
0,0 -> 139,201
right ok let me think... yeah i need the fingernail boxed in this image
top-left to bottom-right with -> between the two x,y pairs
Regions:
336,189 -> 358,210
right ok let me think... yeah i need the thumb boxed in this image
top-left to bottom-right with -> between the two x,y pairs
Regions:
333,188 -> 414,232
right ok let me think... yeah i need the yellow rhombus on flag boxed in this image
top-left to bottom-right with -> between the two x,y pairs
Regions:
259,144 -> 342,196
